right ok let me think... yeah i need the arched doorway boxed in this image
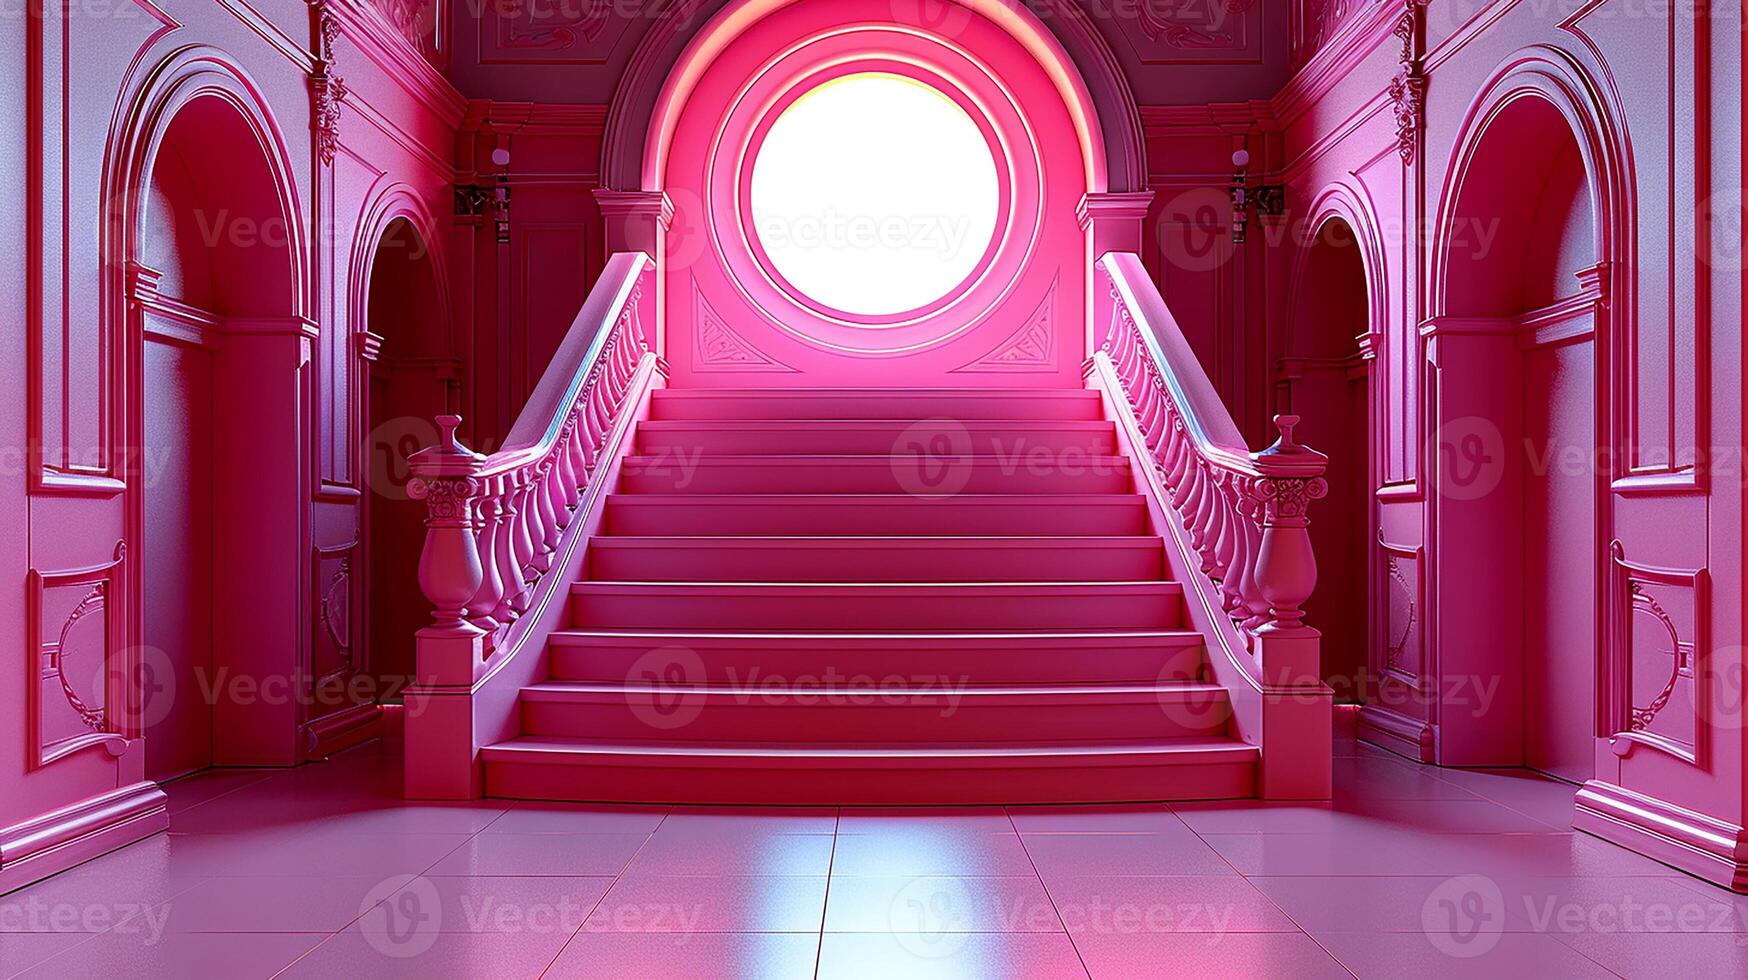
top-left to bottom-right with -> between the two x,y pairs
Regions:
1281,213 -> 1373,698
1430,87 -> 1609,782
134,91 -> 303,779
360,214 -> 453,691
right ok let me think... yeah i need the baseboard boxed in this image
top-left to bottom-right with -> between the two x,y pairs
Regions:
1575,780 -> 1748,893
1357,703 -> 1435,762
302,702 -> 384,761
0,782 -> 169,895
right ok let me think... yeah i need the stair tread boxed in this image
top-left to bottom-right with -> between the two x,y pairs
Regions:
550,628 -> 1200,640
484,735 -> 1257,760
573,581 -> 1180,590
521,681 -> 1227,698
589,535 -> 1161,545
639,419 -> 1114,428
609,493 -> 1145,501
653,388 -> 1100,397
624,454 -> 1130,462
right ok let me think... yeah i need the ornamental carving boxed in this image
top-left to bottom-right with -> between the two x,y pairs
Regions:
1244,476 -> 1330,525
1143,0 -> 1257,49
1386,0 -> 1432,164
314,75 -> 347,166
407,476 -> 480,522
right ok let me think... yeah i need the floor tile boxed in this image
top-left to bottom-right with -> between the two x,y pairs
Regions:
839,807 -> 1013,834
625,832 -> 835,876
0,933 -> 94,976
426,833 -> 648,877
1201,830 -> 1680,878
1172,797 -> 1564,835
1332,756 -> 1488,801
0,872 -> 206,930
1022,833 -> 1234,878
278,924 -> 572,979
149,875 -> 389,933
830,832 -> 1036,876
586,874 -> 828,932
1315,929 -> 1617,979
1045,875 -> 1300,935
484,802 -> 668,835
545,931 -> 821,979
1007,804 -> 1188,835
824,875 -> 1059,933
658,806 -> 839,835
357,875 -> 612,934
815,931 -> 1089,979
18,930 -> 323,979
1072,931 -> 1350,980
160,769 -> 274,813
1552,931 -> 1748,979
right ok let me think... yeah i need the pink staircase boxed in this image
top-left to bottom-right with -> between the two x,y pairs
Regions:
479,387 -> 1259,804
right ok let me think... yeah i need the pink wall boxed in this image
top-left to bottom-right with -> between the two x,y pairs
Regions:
1,0 -> 463,889
1,0 -> 1743,893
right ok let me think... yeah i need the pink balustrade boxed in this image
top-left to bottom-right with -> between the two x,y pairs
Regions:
1094,252 -> 1329,639
407,252 -> 657,653
1090,252 -> 1332,798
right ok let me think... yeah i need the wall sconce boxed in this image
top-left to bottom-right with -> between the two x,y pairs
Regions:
1229,149 -> 1285,245
455,147 -> 514,244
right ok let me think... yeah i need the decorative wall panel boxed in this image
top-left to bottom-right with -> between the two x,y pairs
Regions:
1606,541 -> 1708,766
28,544 -> 128,769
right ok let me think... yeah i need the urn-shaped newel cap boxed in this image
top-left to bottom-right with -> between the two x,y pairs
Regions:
436,415 -> 465,453
1273,414 -> 1300,447
1255,413 -> 1328,468
412,414 -> 483,466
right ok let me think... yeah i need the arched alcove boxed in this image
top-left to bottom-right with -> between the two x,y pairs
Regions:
360,214 -> 453,692
1429,66 -> 1615,781
135,88 -> 302,779
1282,211 -> 1374,698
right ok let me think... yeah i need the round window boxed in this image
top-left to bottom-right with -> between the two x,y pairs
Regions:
747,73 -> 1001,320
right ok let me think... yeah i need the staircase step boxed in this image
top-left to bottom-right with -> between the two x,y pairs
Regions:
602,494 -> 1150,536
618,455 -> 1132,494
649,388 -> 1104,421
586,536 -> 1165,582
481,737 -> 1259,804
547,630 -> 1208,685
517,681 -> 1232,742
569,582 -> 1184,630
635,419 -> 1118,456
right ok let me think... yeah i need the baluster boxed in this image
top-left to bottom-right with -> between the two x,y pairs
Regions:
467,475 -> 507,632
491,474 -> 522,624
531,457 -> 561,572
508,469 -> 538,613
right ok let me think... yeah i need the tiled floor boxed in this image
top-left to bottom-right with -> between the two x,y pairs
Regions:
3,723 -> 1745,979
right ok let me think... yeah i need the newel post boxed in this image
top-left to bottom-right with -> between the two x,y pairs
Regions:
1250,416 -> 1328,632
404,415 -> 489,800
1248,414 -> 1334,800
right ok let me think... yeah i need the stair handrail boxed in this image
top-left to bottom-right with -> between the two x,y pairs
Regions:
1093,252 -> 1328,637
407,251 -> 656,645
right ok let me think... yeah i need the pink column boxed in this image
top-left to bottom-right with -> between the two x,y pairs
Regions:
594,190 -> 673,356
